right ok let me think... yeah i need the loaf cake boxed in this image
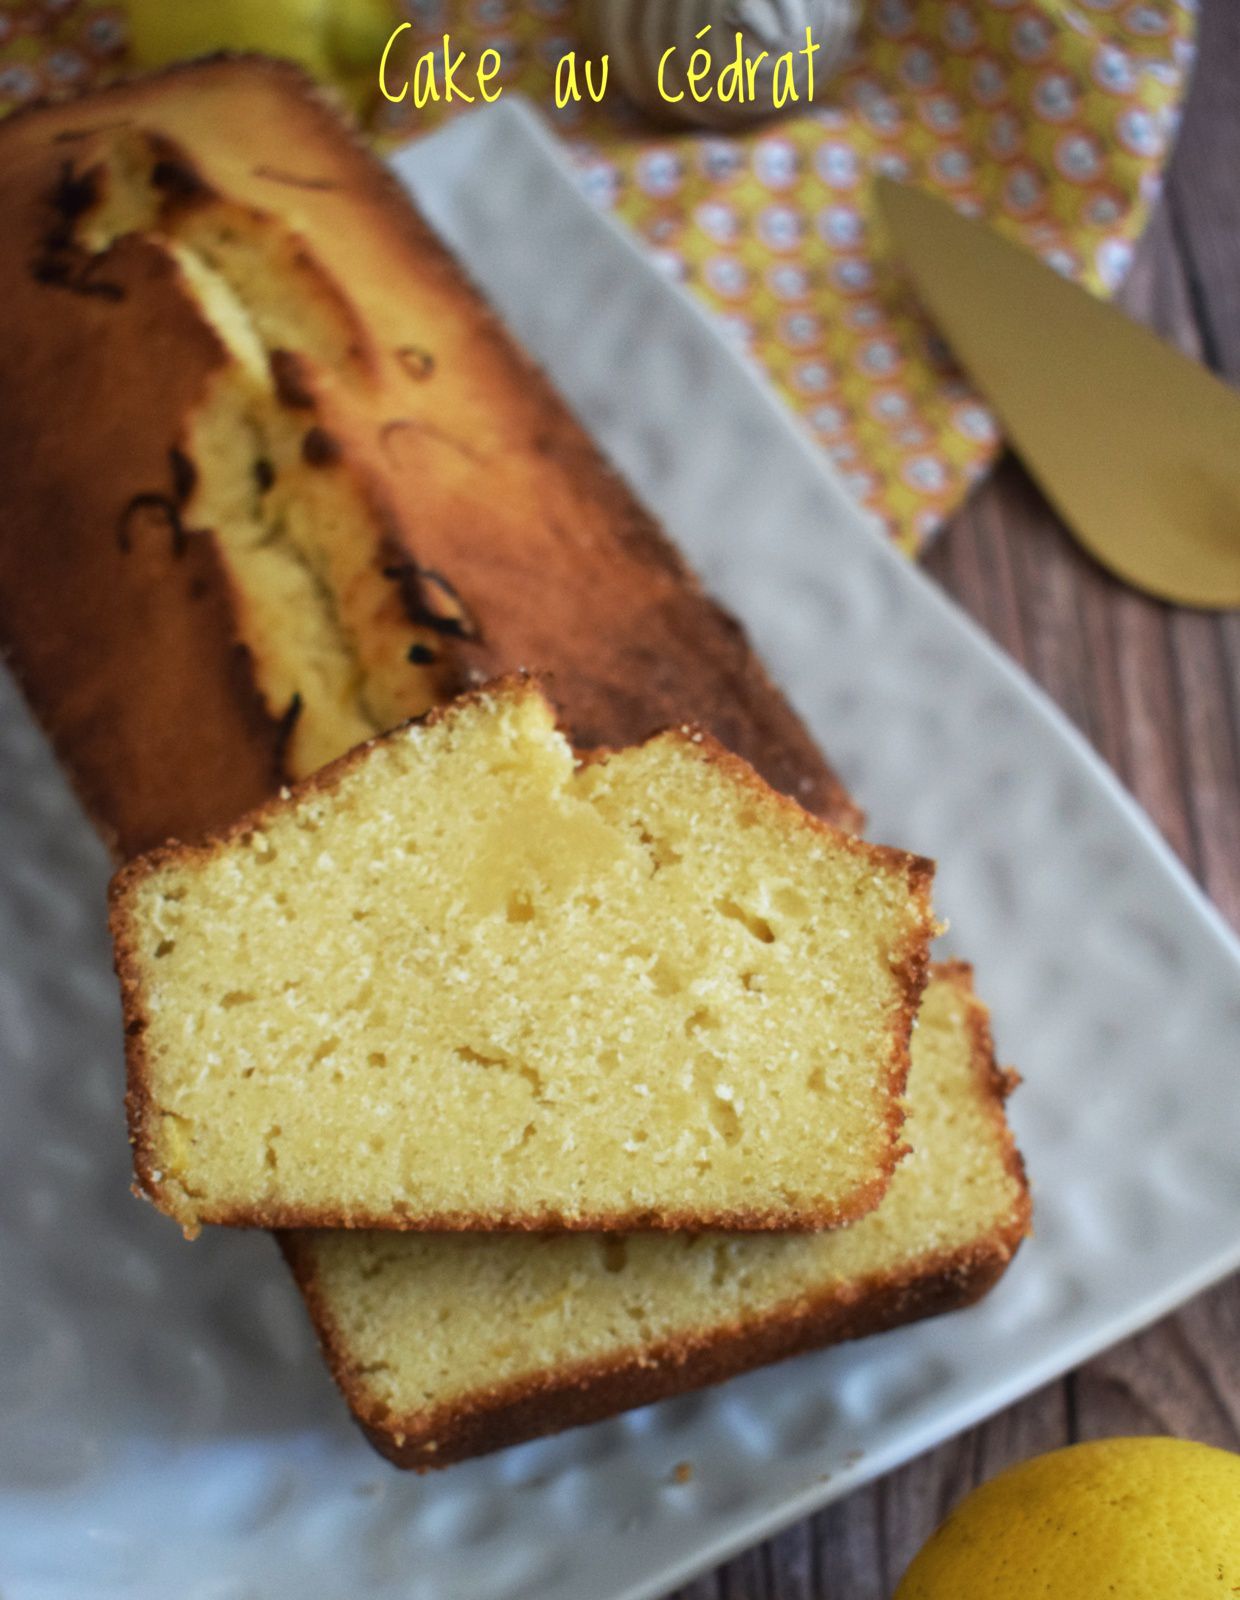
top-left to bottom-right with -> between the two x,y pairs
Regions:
0,55 -> 859,859
282,964 -> 1031,1469
112,677 -> 936,1236
0,60 -> 1029,1472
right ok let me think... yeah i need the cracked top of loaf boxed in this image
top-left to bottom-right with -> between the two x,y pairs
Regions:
0,56 -> 860,857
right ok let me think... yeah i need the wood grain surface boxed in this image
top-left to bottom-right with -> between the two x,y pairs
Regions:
671,1 -> 1240,1593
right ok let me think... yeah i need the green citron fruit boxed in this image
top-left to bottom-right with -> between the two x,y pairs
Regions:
896,1437 -> 1240,1600
128,0 -> 395,83
326,0 -> 397,71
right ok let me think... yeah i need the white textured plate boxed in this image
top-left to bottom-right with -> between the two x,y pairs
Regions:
2,99 -> 1239,1600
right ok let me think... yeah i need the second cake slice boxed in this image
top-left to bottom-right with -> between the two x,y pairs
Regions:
112,677 -> 936,1235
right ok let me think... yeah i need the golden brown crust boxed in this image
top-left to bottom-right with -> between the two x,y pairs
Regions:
0,57 -> 860,861
0,207 -> 287,856
279,966 -> 1032,1470
948,962 -> 1031,1206
156,1192 -> 896,1237
111,674 -> 934,1235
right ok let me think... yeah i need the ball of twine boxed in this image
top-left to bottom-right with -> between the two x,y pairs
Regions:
580,0 -> 861,129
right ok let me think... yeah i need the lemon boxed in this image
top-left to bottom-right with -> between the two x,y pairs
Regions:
896,1437 -> 1240,1600
326,0 -> 397,73
127,0 -> 395,85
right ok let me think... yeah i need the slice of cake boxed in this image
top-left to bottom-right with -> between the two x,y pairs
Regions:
112,677 -> 936,1236
282,964 -> 1031,1469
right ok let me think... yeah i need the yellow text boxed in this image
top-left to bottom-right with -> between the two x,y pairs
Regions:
658,24 -> 819,110
553,50 -> 610,108
380,28 -> 503,107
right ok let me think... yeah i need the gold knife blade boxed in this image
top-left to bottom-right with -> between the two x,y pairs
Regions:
876,179 -> 1240,610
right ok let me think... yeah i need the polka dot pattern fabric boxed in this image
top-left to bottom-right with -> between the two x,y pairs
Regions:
0,0 -> 1196,550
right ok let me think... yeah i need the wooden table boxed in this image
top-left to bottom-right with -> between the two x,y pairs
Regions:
673,2 -> 1240,1593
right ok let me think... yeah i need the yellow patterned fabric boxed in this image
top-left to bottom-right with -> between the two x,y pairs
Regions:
0,0 -> 1195,550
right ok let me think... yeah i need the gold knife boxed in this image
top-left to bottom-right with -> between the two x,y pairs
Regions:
876,179 -> 1240,610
